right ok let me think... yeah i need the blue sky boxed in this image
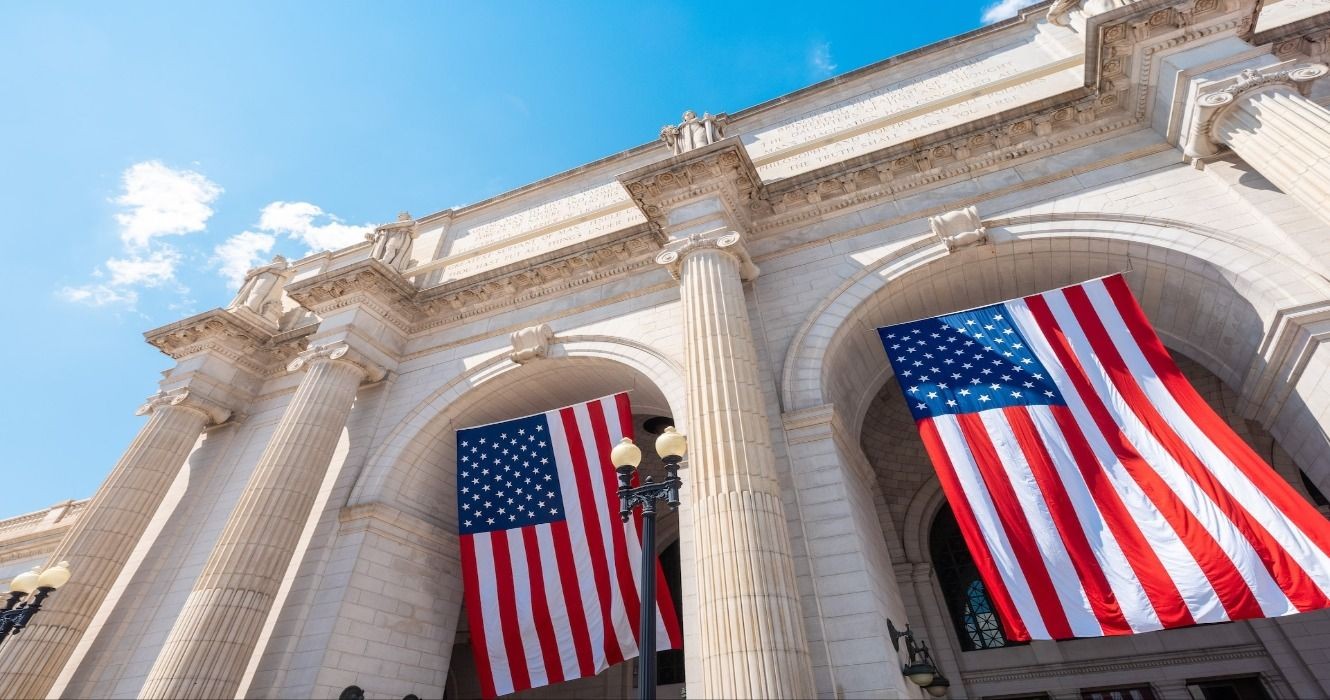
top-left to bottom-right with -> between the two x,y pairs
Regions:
0,0 -> 1034,516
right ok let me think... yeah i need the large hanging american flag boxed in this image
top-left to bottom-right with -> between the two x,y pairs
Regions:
878,274 -> 1330,640
457,393 -> 682,698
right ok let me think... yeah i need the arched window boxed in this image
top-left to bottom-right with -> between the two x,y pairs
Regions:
930,505 -> 1011,650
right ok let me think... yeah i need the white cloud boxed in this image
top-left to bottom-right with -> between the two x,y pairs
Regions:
114,161 -> 223,248
809,42 -> 838,79
258,201 -> 371,252
105,248 -> 181,287
981,0 -> 1040,23
213,231 -> 276,289
57,284 -> 139,308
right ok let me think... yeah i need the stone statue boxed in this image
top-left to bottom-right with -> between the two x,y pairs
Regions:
928,206 -> 989,252
228,255 -> 291,325
660,110 -> 726,155
369,211 -> 416,271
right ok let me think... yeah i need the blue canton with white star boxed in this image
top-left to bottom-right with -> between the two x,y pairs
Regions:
457,413 -> 567,536
878,302 -> 1065,421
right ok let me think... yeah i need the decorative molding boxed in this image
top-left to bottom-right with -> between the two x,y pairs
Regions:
285,258 -> 420,333
619,139 -> 765,239
1183,61 -> 1330,157
414,229 -> 659,331
509,323 -> 555,364
655,229 -> 760,282
287,341 -> 388,382
144,308 -> 300,377
135,388 -> 233,425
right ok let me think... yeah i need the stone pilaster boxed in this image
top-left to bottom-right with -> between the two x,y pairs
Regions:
138,343 -> 385,700
1184,61 -> 1330,226
0,390 -> 230,700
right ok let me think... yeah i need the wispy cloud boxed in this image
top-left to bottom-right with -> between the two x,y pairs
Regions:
808,41 -> 838,79
212,231 -> 276,289
981,0 -> 1041,23
257,201 -> 371,253
61,161 -> 220,309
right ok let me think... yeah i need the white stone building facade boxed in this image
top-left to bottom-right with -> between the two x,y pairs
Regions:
4,1 -> 1330,697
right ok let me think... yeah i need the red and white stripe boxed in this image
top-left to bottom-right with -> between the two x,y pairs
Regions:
462,393 -> 682,697
921,274 -> 1330,641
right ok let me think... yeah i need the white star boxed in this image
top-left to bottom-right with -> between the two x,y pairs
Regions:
916,402 -> 927,410
926,391 -> 939,399
909,386 -> 920,394
1011,391 -> 1021,398
959,389 -> 971,396
1044,390 -> 1055,397
979,395 -> 991,402
464,520 -> 472,527
946,399 -> 958,407
990,383 -> 1001,391
487,518 -> 495,525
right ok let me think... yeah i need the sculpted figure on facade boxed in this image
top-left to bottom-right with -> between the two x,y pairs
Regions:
660,110 -> 726,155
228,255 -> 291,325
369,211 -> 417,271
929,205 -> 988,252
509,323 -> 555,364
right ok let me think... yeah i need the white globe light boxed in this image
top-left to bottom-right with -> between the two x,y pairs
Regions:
37,561 -> 71,590
8,567 -> 41,595
655,427 -> 687,459
610,437 -> 642,469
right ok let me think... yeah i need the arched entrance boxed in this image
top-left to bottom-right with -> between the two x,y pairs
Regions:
298,339 -> 695,699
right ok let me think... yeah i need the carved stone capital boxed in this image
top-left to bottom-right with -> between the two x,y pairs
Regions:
1183,61 -> 1329,157
136,388 -> 233,425
929,206 -> 990,252
654,229 -> 760,282
618,139 -> 765,241
144,308 -> 291,376
285,258 -> 421,333
509,323 -> 555,364
286,341 -> 388,382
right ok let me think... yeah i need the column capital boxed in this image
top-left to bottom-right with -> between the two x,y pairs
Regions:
135,388 -> 233,425
286,341 -> 388,382
1182,61 -> 1329,158
654,229 -> 760,282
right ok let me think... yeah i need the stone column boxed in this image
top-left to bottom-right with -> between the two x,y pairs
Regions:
1185,62 -> 1330,227
0,390 -> 229,700
139,342 -> 384,700
657,231 -> 815,699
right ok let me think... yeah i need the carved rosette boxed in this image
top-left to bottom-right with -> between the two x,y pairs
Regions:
136,388 -> 233,426
655,230 -> 760,282
287,342 -> 387,382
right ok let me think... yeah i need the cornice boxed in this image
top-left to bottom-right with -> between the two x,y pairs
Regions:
413,227 -> 660,332
618,139 -> 765,238
285,258 -> 421,333
143,308 -> 301,377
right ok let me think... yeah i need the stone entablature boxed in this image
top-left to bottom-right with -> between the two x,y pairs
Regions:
0,500 -> 86,565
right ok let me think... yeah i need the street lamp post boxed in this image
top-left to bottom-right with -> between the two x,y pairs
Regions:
1,561 -> 72,645
610,426 -> 686,700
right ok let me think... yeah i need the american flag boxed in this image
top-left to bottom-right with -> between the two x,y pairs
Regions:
457,393 -> 682,698
878,274 -> 1330,640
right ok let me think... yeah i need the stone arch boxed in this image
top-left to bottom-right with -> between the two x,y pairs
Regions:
346,335 -> 686,524
781,212 -> 1330,477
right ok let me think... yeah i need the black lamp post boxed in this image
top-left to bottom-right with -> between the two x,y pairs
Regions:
1,561 -> 71,645
888,619 -> 950,697
611,427 -> 686,700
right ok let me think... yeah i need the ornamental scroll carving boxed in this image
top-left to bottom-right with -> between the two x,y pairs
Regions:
286,342 -> 387,382
136,388 -> 233,425
660,110 -> 727,155
929,206 -> 989,252
509,323 -> 555,364
1184,62 -> 1330,158
655,230 -> 760,282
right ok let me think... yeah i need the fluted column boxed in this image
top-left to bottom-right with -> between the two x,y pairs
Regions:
1186,62 -> 1330,226
658,231 -> 815,699
0,390 -> 229,700
139,343 -> 384,700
